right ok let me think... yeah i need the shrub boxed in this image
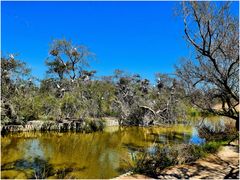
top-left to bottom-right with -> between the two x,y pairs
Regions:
187,107 -> 200,117
201,141 -> 224,153
60,93 -> 80,118
133,141 -> 224,178
133,144 -> 205,178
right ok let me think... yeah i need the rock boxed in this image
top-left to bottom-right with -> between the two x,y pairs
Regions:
49,123 -> 59,131
41,121 -> 59,131
58,122 -> 69,131
1,118 -> 104,134
103,117 -> 119,126
25,120 -> 44,131
2,125 -> 24,132
88,119 -> 104,131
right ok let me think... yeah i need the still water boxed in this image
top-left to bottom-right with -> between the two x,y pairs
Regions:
1,125 -> 204,179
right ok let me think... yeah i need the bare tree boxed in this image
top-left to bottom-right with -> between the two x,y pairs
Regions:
176,2 -> 239,129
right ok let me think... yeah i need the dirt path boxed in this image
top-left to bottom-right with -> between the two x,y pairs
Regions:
116,173 -> 153,179
116,144 -> 239,179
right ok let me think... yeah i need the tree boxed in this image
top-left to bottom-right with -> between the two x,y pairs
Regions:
1,54 -> 30,98
46,39 -> 94,80
154,73 -> 187,123
1,54 -> 31,124
176,2 -> 239,129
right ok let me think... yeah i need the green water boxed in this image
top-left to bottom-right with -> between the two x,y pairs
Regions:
1,125 -> 203,179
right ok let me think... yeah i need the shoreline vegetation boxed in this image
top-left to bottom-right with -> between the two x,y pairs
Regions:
117,141 -> 239,179
128,120 -> 238,179
112,120 -> 238,179
0,114 -> 213,134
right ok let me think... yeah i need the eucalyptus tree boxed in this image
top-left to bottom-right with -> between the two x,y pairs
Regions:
1,54 -> 31,124
1,54 -> 31,98
46,39 -> 94,81
153,73 -> 188,123
176,1 -> 239,129
45,39 -> 97,98
111,71 -> 157,125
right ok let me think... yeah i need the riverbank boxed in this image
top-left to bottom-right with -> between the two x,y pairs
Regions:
116,142 -> 239,179
0,116 -> 177,134
1,118 -> 105,134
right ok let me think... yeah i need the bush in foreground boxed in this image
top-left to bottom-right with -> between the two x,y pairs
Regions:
133,141 -> 227,178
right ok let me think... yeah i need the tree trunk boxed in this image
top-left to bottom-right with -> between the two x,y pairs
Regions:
236,119 -> 239,131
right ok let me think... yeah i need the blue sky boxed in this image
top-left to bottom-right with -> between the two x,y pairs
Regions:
1,1 -> 239,83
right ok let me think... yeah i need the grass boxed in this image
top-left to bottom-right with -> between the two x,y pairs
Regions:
201,141 -> 226,154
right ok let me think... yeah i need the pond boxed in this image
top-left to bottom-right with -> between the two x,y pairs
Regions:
1,125 -> 206,179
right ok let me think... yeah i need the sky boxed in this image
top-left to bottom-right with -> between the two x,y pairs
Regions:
1,1 -> 239,83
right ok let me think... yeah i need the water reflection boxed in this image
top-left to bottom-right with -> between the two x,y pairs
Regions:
1,125 -> 204,179
190,128 -> 205,145
24,139 -> 45,161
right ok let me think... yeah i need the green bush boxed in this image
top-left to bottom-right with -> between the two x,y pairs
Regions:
201,141 -> 224,153
133,141 -> 224,178
186,107 -> 201,118
134,144 -> 198,178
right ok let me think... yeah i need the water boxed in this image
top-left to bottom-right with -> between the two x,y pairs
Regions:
1,125 -> 204,179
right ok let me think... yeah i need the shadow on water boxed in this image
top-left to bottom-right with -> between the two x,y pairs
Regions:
1,157 -> 87,179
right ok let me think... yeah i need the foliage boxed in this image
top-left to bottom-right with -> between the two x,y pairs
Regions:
133,140 -> 227,178
133,144 -> 204,178
201,141 -> 223,154
45,39 -> 94,80
1,55 -> 32,124
187,107 -> 201,118
1,55 -> 31,98
0,50 -> 194,126
111,72 -> 191,126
